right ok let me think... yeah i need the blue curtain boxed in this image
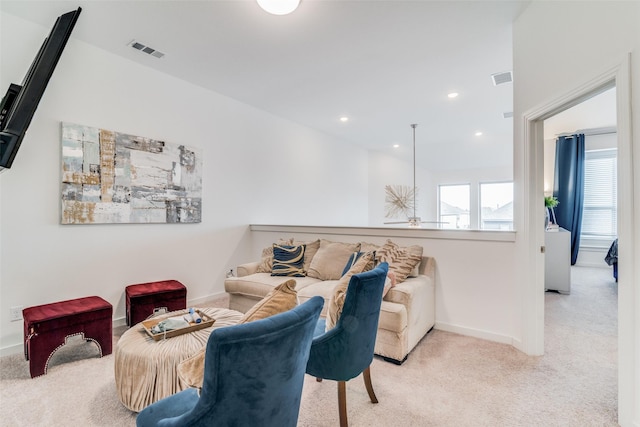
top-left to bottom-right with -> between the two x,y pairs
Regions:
553,134 -> 585,265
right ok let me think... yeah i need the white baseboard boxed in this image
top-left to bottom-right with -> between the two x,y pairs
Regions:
0,292 -> 229,357
435,321 -> 515,346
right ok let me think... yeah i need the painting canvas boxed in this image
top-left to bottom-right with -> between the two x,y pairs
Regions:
61,122 -> 202,224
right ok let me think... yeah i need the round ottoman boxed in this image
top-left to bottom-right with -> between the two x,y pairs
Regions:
115,307 -> 243,412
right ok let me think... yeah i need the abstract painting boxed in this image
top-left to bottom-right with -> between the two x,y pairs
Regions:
61,122 -> 202,224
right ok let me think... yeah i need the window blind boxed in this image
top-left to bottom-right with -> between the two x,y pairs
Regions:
581,148 -> 617,244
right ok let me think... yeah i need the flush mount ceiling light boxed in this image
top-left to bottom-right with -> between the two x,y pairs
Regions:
447,92 -> 459,98
257,0 -> 300,15
339,116 -> 349,123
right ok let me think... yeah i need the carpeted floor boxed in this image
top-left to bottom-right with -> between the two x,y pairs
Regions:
0,266 -> 618,426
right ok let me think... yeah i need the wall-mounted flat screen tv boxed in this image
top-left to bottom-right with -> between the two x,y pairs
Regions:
0,7 -> 81,172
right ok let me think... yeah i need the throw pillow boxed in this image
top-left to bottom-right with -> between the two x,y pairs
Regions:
340,250 -> 377,276
307,239 -> 361,280
359,241 -> 380,253
294,239 -> 320,273
325,251 -> 375,331
239,279 -> 299,323
271,244 -> 306,277
177,279 -> 299,389
256,238 -> 294,273
177,347 -> 206,389
375,239 -> 423,283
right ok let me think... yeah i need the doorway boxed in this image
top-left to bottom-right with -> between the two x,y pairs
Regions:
522,56 -> 634,423
541,87 -> 618,417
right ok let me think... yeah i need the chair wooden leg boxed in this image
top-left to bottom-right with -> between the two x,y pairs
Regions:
363,366 -> 378,404
338,381 -> 348,427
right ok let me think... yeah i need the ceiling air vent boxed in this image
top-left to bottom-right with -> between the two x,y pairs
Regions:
491,71 -> 512,86
128,40 -> 165,59
503,111 -> 513,119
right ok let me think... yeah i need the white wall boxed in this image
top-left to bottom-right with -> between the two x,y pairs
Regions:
367,150 -> 434,225
513,1 -> 640,425
367,150 -> 512,228
0,12 -> 369,352
247,225 -> 518,346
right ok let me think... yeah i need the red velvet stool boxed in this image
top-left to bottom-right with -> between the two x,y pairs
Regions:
125,280 -> 187,327
23,296 -> 112,378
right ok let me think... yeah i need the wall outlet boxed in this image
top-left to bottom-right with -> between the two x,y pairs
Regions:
10,306 -> 23,322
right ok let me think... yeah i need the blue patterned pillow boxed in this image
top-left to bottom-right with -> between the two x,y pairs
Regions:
271,244 -> 306,277
341,251 -> 376,276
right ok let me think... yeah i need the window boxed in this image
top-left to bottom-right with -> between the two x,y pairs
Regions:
581,148 -> 617,246
438,184 -> 470,229
480,182 -> 513,230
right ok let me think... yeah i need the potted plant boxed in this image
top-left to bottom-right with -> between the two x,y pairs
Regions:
545,196 -> 559,229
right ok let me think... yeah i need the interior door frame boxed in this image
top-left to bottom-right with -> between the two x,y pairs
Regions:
521,54 -> 636,424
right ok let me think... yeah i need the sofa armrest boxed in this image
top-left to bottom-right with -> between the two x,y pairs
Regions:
384,275 -> 428,308
417,256 -> 435,280
237,262 -> 260,277
384,273 -> 436,350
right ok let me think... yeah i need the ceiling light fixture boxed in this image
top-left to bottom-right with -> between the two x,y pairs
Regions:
257,0 -> 300,15
393,144 -> 400,148
339,116 -> 349,123
475,131 -> 483,136
447,92 -> 459,98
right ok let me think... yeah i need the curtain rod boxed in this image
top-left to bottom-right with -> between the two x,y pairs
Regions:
556,126 -> 617,137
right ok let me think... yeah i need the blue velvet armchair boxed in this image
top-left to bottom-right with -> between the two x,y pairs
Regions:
306,262 -> 389,427
136,296 -> 324,427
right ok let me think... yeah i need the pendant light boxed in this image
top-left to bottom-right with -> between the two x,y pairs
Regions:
384,124 -> 444,228
385,124 -> 422,227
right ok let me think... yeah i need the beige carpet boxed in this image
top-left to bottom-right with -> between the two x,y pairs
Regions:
0,266 -> 618,426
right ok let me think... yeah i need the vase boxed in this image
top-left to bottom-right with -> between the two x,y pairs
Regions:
545,207 -> 550,230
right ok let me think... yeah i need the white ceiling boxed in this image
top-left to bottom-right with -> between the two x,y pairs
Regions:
2,0 -> 533,171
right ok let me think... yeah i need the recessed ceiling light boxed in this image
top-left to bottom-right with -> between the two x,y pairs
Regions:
447,92 -> 459,99
339,116 -> 349,123
475,131 -> 483,136
393,144 -> 400,148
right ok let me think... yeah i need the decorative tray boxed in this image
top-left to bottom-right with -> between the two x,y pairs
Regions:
142,309 -> 215,341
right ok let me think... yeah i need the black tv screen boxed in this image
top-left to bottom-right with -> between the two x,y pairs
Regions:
0,7 -> 81,172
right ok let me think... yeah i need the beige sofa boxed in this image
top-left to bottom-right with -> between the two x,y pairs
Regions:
224,240 -> 435,364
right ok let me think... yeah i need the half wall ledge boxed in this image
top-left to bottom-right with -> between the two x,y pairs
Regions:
250,224 -> 516,243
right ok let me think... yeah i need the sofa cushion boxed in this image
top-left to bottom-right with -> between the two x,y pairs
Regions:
297,279 -> 339,317
307,239 -> 361,280
325,251 -> 375,330
225,273 -> 320,299
376,239 -> 423,283
271,244 -> 306,277
378,300 -> 408,332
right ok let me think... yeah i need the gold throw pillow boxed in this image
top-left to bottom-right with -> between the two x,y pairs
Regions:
325,251 -> 375,331
239,279 -> 298,323
177,279 -> 298,389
